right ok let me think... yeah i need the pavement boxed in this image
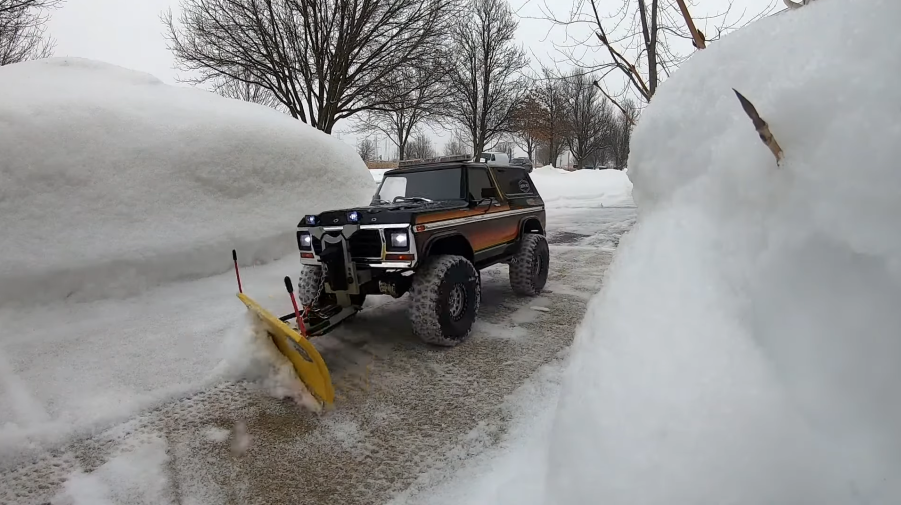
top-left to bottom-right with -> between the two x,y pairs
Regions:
0,206 -> 637,505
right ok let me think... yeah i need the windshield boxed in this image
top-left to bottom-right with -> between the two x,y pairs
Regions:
374,168 -> 464,204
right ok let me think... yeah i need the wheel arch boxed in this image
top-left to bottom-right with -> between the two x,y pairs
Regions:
423,233 -> 475,263
519,217 -> 545,236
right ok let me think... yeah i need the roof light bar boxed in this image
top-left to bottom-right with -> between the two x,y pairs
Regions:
397,154 -> 472,168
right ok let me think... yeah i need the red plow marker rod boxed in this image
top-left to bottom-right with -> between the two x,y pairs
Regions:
232,249 -> 243,293
284,276 -> 306,335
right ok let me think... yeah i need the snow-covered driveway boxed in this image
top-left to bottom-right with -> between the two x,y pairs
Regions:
0,201 -> 635,505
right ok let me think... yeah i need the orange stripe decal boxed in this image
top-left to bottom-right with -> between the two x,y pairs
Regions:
415,205 -> 511,225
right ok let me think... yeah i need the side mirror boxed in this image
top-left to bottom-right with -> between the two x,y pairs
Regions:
481,187 -> 497,199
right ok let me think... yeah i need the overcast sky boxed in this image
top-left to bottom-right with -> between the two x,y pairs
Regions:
47,0 -> 779,157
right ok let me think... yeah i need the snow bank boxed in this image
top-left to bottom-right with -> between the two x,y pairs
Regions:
541,1 -> 901,504
370,168 -> 392,183
0,57 -> 374,306
530,168 -> 633,208
530,165 -> 567,175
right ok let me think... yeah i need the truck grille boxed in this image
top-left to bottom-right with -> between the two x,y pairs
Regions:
311,230 -> 382,260
349,230 -> 382,258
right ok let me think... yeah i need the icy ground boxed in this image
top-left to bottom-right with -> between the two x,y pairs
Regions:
0,168 -> 634,504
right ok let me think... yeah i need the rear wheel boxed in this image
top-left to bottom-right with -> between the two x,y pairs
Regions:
298,265 -> 366,308
409,255 -> 481,346
509,233 -> 549,296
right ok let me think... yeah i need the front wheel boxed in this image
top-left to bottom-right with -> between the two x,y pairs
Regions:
509,233 -> 549,296
409,255 -> 481,347
298,265 -> 365,308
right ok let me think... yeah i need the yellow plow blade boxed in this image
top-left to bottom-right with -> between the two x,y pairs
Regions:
237,292 -> 335,406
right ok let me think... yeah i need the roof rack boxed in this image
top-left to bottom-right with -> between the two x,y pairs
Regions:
397,154 -> 472,168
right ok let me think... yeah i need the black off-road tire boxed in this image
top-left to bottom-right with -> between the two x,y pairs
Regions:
509,233 -> 549,296
297,264 -> 324,306
298,265 -> 365,308
409,255 -> 481,347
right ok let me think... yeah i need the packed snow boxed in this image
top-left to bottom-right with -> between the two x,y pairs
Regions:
369,168 -> 391,183
529,166 -> 633,208
401,1 -> 901,504
0,57 -> 374,307
0,57 -> 373,463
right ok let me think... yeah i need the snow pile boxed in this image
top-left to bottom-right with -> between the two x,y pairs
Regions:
211,312 -> 321,412
530,168 -> 633,208
370,168 -> 392,183
0,57 -> 374,307
396,1 -> 901,504
530,164 -> 567,175
541,1 -> 901,504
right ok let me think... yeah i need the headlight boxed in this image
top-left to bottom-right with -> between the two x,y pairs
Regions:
297,231 -> 313,250
304,215 -> 317,225
348,211 -> 359,223
387,230 -> 409,251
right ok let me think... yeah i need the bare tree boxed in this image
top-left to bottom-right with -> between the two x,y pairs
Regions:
164,0 -> 458,133
443,139 -> 464,156
532,66 -> 567,167
509,89 -> 543,162
211,73 -> 284,111
442,128 -> 471,156
538,0 -> 777,110
352,63 -> 451,160
609,98 -> 638,169
562,70 -> 615,168
357,138 -> 376,161
0,0 -> 62,66
405,131 -> 436,159
445,0 -> 529,156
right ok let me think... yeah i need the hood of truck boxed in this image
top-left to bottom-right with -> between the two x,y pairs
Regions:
300,200 -> 470,227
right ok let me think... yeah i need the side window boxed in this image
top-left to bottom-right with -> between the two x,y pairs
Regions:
467,167 -> 494,202
492,166 -> 536,195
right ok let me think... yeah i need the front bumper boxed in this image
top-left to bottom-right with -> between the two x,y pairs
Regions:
296,223 -> 419,270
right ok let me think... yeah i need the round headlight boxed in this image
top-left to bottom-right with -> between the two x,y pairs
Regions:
348,211 -> 359,223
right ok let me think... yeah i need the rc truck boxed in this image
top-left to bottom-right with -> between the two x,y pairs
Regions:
232,154 -> 549,407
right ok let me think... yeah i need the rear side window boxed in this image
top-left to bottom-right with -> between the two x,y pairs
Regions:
492,166 -> 536,196
467,167 -> 494,201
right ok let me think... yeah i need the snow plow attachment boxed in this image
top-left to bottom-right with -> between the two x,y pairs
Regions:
236,293 -> 335,406
232,250 -> 335,407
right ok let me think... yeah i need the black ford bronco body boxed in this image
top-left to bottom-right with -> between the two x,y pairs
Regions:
295,154 -> 549,346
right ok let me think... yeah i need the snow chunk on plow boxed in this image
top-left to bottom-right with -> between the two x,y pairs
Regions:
237,293 -> 334,408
